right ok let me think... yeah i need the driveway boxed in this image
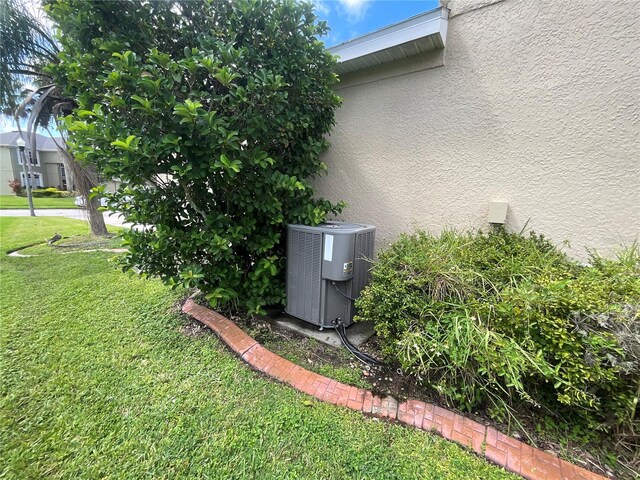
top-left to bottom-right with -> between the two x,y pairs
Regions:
0,209 -> 131,228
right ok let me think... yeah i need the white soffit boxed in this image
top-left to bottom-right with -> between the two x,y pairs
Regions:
328,7 -> 449,75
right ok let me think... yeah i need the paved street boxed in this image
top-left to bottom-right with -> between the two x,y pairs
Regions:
0,209 -> 131,228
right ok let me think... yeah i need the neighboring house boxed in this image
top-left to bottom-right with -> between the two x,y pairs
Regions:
0,131 -> 71,195
317,0 -> 639,258
0,131 -> 122,197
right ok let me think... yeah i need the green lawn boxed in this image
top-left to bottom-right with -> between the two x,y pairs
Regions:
0,217 -> 516,480
0,194 -> 78,209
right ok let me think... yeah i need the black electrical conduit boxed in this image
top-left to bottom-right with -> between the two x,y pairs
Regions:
330,282 -> 382,366
334,320 -> 382,366
331,281 -> 358,301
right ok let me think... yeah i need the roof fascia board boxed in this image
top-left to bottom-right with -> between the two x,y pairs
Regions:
0,144 -> 61,151
328,7 -> 449,64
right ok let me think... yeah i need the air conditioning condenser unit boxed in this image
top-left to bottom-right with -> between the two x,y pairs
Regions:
285,222 -> 375,329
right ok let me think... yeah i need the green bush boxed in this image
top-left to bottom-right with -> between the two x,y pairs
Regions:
49,0 -> 342,314
356,229 -> 640,431
18,187 -> 71,198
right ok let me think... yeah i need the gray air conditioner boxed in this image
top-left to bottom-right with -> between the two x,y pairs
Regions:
285,222 -> 375,329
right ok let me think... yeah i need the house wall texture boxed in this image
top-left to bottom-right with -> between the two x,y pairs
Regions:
0,148 -> 14,195
314,0 -> 640,258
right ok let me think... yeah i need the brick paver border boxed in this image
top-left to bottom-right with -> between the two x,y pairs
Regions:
182,298 -> 607,480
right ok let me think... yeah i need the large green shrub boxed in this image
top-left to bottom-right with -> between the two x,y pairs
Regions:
356,229 -> 640,430
46,0 -> 343,313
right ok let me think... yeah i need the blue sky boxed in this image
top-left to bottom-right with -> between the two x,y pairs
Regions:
1,0 -> 440,133
314,0 -> 440,47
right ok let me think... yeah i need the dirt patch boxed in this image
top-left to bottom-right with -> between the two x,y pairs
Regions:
237,314 -> 350,364
179,318 -> 209,338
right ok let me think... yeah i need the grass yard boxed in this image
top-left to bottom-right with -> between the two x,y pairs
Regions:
0,195 -> 78,209
0,217 -> 517,480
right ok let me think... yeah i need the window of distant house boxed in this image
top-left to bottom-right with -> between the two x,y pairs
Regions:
17,149 -> 40,167
59,164 -> 67,190
20,172 -> 43,188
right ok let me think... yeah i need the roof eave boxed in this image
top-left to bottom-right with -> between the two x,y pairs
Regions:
328,6 -> 449,75
0,145 -> 63,151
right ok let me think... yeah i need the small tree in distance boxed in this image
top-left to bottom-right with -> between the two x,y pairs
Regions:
47,0 -> 343,313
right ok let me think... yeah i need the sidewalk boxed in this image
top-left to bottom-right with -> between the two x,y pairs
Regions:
0,209 -> 131,228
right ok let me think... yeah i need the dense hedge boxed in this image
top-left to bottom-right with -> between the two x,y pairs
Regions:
17,187 -> 73,198
356,229 -> 640,431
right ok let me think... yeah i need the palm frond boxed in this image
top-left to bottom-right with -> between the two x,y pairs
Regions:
0,0 -> 58,110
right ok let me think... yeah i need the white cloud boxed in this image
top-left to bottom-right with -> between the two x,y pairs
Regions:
313,0 -> 331,16
338,0 -> 371,22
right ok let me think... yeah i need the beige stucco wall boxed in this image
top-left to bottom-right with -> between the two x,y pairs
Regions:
315,0 -> 640,259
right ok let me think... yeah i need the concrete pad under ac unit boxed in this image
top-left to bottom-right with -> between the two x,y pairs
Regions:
262,314 -> 375,349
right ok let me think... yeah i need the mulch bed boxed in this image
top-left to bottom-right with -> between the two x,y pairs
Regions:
184,297 -> 633,479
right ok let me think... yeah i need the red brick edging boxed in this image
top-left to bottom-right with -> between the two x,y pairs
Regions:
182,298 -> 606,480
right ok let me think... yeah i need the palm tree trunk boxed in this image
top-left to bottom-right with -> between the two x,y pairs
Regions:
61,150 -> 108,236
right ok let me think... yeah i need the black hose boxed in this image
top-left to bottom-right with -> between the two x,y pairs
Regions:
328,283 -> 381,365
340,332 -> 381,365
331,281 -> 358,301
333,319 -> 382,366
341,337 -> 380,366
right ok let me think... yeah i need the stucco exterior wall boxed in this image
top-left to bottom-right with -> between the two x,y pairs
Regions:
315,0 -> 640,259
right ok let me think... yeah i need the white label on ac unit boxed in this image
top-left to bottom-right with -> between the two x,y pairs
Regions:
343,261 -> 353,275
324,234 -> 334,261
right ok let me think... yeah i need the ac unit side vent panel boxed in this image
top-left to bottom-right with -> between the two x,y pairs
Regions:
286,229 -> 322,324
353,230 -> 375,297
